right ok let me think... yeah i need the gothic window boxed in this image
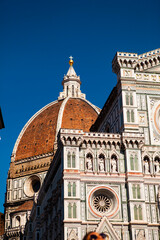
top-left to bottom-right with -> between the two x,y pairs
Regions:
68,203 -> 72,218
130,154 -> 134,170
139,205 -> 142,220
126,93 -> 133,106
68,182 -> 71,196
131,110 -> 134,122
135,154 -> 138,170
126,93 -> 129,105
134,205 -> 138,220
86,153 -> 93,171
72,152 -> 75,168
130,94 -> 133,105
68,203 -> 77,219
132,184 -> 141,199
67,152 -> 76,168
73,182 -> 76,197
127,110 -> 130,122
68,182 -> 76,197
67,152 -> 71,168
130,153 -> 138,171
134,205 -> 143,220
73,203 -> 76,218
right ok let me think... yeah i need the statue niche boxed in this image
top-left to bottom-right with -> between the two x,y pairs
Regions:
98,154 -> 105,172
86,153 -> 93,171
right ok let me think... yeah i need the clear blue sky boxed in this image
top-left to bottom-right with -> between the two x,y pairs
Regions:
0,0 -> 160,212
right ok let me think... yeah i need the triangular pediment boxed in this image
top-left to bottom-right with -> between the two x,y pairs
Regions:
96,216 -> 120,240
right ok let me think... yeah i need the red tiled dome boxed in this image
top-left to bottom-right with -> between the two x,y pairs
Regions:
13,98 -> 100,161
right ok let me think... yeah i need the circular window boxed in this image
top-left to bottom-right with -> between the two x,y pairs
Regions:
24,175 -> 41,197
93,195 -> 111,213
88,186 -> 119,218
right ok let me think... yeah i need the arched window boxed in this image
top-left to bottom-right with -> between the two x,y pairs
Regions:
68,203 -> 72,218
73,203 -> 76,218
126,93 -> 129,105
132,185 -> 136,199
127,110 -> 130,122
137,185 -> 140,199
134,205 -> 138,220
126,93 -> 133,105
139,206 -> 142,220
130,94 -> 133,105
72,152 -> 75,168
131,110 -> 134,122
73,182 -> 76,197
68,183 -> 71,197
135,154 -> 138,171
134,205 -> 143,220
132,184 -> 141,199
130,154 -> 134,170
72,85 -> 74,97
67,152 -> 71,168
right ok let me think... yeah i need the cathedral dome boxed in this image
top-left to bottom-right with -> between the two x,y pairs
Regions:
12,59 -> 100,162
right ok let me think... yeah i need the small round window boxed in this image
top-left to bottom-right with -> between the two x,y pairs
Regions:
24,175 -> 41,197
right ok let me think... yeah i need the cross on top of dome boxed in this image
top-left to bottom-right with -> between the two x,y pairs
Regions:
69,56 -> 74,66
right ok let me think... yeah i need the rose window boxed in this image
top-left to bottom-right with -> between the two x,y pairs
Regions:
93,195 -> 111,212
88,186 -> 119,218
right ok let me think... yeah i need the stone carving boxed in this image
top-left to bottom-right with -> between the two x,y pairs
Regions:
111,155 -> 117,173
98,156 -> 105,172
124,70 -> 131,77
154,159 -> 160,173
136,230 -> 145,240
144,159 -> 149,174
86,154 -> 93,171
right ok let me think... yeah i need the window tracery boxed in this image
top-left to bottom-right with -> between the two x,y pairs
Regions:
67,152 -> 76,168
68,182 -> 76,197
130,153 -> 138,171
68,203 -> 77,219
134,205 -> 142,220
132,184 -> 141,199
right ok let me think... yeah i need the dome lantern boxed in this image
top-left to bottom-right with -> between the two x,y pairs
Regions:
58,57 -> 86,100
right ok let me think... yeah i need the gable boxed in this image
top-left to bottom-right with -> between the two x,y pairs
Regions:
96,216 -> 120,240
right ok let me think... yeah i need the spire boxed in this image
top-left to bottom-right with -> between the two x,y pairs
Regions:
58,57 -> 86,100
66,56 -> 77,77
